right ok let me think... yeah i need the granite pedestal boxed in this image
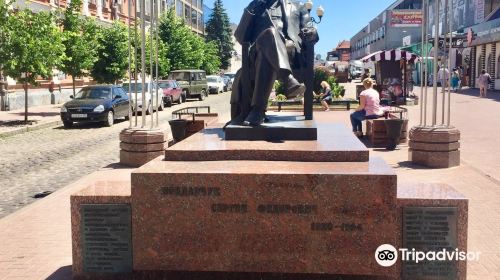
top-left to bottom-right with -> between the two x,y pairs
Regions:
408,126 -> 461,168
71,115 -> 469,280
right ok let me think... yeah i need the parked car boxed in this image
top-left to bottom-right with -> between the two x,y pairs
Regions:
167,70 -> 208,101
122,81 -> 162,114
223,72 -> 236,92
157,80 -> 183,107
207,75 -> 225,94
60,85 -> 129,128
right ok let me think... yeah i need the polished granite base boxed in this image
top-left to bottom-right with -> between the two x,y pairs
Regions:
225,115 -> 317,141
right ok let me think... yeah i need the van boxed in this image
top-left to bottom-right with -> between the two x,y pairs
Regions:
167,70 -> 208,101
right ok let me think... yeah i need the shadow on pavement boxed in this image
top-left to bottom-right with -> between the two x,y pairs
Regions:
52,119 -> 128,130
11,112 -> 60,117
45,265 -> 72,280
453,87 -> 500,102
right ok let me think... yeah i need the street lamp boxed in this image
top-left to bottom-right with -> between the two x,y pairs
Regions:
305,0 -> 324,24
302,0 -> 324,120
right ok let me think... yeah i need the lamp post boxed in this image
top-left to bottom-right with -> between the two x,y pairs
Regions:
303,0 -> 324,120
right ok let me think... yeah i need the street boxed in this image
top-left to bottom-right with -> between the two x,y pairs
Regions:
0,92 -> 231,218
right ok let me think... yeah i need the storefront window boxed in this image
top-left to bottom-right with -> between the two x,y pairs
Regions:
497,55 -> 500,78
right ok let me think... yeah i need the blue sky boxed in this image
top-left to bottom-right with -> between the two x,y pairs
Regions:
207,0 -> 395,58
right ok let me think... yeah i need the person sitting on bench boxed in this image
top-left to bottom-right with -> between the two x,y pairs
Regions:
350,78 -> 384,137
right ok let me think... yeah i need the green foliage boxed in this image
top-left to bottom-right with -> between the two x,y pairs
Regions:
158,9 -> 195,70
273,80 -> 286,96
4,9 -> 65,85
61,0 -> 100,93
331,83 -> 345,99
275,94 -> 287,102
91,22 -> 128,84
158,9 -> 220,73
205,0 -> 233,70
0,0 -> 13,70
314,66 -> 335,93
202,41 -> 221,74
144,33 -> 170,78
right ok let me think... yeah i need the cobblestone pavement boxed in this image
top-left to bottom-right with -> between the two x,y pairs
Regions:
0,93 -> 231,218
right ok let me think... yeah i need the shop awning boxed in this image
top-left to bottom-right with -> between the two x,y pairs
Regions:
361,49 -> 420,63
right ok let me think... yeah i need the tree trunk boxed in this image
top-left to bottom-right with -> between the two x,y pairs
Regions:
72,76 -> 76,96
24,82 -> 28,123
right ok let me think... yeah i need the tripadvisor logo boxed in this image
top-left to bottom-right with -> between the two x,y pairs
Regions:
375,244 -> 481,267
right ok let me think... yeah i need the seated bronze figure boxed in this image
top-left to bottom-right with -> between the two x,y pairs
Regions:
230,0 -> 319,126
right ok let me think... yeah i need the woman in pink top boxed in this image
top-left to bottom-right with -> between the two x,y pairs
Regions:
350,78 -> 384,137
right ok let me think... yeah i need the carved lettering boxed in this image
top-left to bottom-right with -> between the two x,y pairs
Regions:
160,187 -> 221,197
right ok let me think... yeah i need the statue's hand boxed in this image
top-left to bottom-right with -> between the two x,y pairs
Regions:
247,0 -> 277,14
300,27 -> 319,43
247,0 -> 269,14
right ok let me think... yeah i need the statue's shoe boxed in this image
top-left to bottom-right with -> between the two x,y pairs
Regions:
284,77 -> 306,99
242,109 -> 265,127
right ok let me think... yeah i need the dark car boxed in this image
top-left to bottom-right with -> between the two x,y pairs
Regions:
157,80 -> 183,107
60,85 -> 130,128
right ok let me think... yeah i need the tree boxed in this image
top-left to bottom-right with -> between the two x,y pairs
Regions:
61,0 -> 100,95
91,22 -> 128,84
4,9 -> 65,122
202,41 -> 221,74
158,9 -> 195,70
205,0 -> 233,70
0,0 -> 12,79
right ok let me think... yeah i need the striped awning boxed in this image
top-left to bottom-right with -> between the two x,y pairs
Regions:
361,49 -> 420,63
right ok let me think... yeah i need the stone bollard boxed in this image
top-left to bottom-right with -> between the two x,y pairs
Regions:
119,128 -> 168,167
409,126 -> 461,168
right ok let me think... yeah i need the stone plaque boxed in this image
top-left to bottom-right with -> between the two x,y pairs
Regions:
81,204 -> 132,273
403,207 -> 458,280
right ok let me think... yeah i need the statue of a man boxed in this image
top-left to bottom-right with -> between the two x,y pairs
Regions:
231,0 -> 319,126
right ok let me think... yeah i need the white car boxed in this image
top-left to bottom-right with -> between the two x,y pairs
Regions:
122,81 -> 163,114
207,75 -> 225,94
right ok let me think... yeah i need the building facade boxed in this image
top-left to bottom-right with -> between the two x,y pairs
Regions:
327,40 -> 351,62
167,0 -> 204,35
351,0 -> 423,60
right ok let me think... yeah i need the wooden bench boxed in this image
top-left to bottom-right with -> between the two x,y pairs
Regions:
366,113 -> 408,147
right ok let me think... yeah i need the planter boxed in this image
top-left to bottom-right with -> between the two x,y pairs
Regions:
168,119 -> 188,142
384,119 -> 404,150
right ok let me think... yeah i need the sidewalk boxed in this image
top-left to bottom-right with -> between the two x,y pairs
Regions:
0,84 -> 499,279
0,104 -> 63,137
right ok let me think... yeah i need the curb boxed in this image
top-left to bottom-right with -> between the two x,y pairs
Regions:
0,120 -> 62,138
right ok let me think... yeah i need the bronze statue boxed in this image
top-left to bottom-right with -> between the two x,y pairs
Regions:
230,0 -> 319,126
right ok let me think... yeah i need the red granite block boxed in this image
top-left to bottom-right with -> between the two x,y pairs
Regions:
165,123 -> 369,162
131,156 -> 398,277
71,181 -> 131,279
396,183 -> 468,280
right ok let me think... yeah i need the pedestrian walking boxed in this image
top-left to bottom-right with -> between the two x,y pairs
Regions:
478,69 -> 492,98
451,68 -> 460,92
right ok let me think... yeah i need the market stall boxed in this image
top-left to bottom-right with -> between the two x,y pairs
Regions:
361,49 -> 420,105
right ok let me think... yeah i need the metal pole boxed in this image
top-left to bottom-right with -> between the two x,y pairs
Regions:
432,0 -> 439,126
423,0 -> 429,126
419,0 -> 425,126
127,0 -> 132,128
150,0 -> 154,129
447,0 -> 453,127
141,0 -> 146,127
155,0 -> 159,128
134,1 -> 138,127
441,0 -> 448,125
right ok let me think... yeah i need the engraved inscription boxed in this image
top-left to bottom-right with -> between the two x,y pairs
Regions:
160,186 -> 221,197
311,222 -> 363,232
212,203 -> 248,213
257,204 -> 317,215
81,204 -> 132,273
403,207 -> 458,280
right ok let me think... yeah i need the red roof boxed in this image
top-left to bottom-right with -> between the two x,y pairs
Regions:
336,40 -> 350,49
